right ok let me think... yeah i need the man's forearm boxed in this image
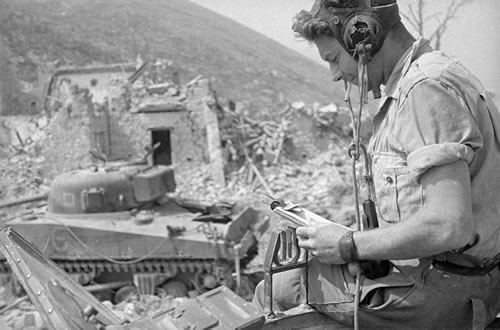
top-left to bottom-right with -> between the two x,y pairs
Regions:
354,208 -> 472,261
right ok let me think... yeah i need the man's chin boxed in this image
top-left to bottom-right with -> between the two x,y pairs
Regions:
339,76 -> 357,86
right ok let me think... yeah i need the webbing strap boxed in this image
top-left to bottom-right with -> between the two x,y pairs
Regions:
432,251 -> 500,276
470,297 -> 486,330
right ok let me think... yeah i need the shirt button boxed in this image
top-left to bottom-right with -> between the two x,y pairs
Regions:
386,176 -> 394,184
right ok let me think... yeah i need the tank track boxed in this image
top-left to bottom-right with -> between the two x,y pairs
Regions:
1,257 -> 228,271
60,258 -> 219,274
0,258 -> 228,282
0,241 -> 258,276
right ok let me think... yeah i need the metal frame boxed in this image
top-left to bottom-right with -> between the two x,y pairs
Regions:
263,226 -> 309,318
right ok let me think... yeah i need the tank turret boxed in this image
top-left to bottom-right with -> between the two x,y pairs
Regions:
47,163 -> 175,214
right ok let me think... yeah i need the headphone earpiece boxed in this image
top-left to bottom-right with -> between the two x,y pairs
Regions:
313,1 -> 400,61
342,13 -> 384,59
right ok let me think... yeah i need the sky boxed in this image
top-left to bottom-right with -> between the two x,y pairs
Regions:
190,0 -> 500,94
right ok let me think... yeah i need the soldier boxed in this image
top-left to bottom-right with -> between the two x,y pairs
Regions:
253,0 -> 500,328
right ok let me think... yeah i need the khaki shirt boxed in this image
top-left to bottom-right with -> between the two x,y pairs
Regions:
368,37 -> 500,260
304,42 -> 500,327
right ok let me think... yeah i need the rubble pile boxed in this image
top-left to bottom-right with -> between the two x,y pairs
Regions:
218,103 -> 291,166
0,116 -> 52,201
171,144 -> 356,224
0,293 -> 188,329
1,300 -> 44,330
212,97 -> 364,221
0,152 -> 47,200
129,59 -> 186,114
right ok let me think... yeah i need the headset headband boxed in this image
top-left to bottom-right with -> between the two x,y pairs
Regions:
308,0 -> 400,60
310,0 -> 394,15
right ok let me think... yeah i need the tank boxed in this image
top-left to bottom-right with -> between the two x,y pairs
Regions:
0,155 -> 261,302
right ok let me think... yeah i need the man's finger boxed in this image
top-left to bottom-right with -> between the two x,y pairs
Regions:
296,226 -> 315,239
297,237 -> 312,250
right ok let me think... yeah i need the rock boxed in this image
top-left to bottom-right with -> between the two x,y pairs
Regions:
291,101 -> 305,111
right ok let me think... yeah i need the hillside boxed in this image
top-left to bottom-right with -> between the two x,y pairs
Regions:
0,0 -> 344,116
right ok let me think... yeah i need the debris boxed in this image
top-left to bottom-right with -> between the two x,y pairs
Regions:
0,296 -> 29,316
248,160 -> 273,196
128,61 -> 149,83
186,75 -> 203,87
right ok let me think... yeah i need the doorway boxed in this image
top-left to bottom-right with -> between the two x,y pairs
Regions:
151,129 -> 172,165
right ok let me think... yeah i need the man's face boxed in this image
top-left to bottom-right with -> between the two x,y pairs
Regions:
314,35 -> 359,85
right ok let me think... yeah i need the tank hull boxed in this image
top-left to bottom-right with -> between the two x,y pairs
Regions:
0,200 -> 259,297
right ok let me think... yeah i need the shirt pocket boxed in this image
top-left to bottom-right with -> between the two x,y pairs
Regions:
372,153 -> 424,224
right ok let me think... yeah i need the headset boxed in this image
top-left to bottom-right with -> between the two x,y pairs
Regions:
309,0 -> 400,62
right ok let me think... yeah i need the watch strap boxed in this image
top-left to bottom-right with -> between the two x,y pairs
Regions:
339,230 -> 358,263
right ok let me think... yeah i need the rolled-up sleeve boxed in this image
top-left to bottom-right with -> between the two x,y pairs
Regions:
407,143 -> 475,182
395,78 -> 483,182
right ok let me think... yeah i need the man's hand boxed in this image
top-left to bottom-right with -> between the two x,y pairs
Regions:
296,224 -> 351,264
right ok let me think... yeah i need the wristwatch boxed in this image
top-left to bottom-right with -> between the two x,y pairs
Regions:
339,230 -> 358,263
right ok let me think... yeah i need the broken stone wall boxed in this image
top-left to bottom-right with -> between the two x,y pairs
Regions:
110,107 -> 206,165
40,94 -> 94,175
108,78 -> 224,186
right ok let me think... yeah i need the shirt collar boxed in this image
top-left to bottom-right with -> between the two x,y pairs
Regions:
378,37 -> 432,108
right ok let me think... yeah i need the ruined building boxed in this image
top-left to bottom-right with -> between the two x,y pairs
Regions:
42,60 -> 225,185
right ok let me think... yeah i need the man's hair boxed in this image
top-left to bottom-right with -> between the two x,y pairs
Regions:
292,10 -> 333,41
292,0 -> 397,41
324,0 -> 395,8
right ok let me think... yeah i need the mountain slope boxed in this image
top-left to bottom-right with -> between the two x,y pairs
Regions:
0,0 -> 343,115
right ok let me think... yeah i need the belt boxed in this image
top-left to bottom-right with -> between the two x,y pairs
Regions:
432,252 -> 500,277
432,260 -> 500,276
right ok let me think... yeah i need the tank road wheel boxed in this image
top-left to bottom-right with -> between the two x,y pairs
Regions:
201,274 -> 217,290
161,281 -> 188,298
113,285 -> 139,304
194,270 -> 219,292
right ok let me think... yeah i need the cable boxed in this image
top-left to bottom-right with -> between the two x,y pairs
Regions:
44,216 -> 175,265
345,85 -> 362,330
344,43 -> 372,330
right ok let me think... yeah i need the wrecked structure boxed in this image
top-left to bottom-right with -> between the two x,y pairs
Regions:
41,59 -> 226,186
